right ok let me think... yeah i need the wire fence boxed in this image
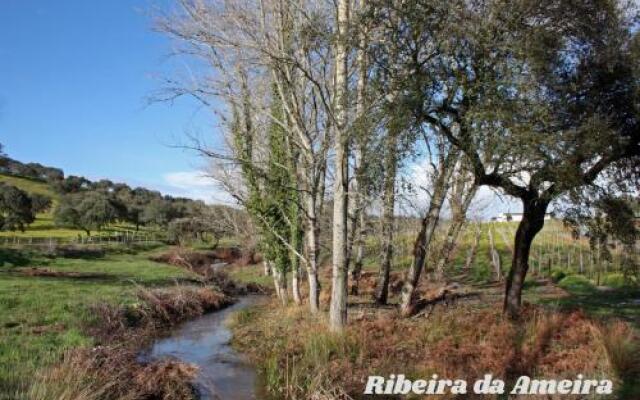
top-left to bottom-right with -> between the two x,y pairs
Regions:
362,219 -> 639,284
0,230 -> 165,249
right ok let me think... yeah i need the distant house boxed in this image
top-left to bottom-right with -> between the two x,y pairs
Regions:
494,212 -> 554,222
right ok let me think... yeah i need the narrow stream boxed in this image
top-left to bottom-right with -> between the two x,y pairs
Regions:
141,296 -> 266,400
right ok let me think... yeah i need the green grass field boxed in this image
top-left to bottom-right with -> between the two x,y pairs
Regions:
0,174 -> 56,198
0,245 -> 193,398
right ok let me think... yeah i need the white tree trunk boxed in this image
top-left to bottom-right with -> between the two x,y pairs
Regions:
329,0 -> 350,332
306,198 -> 321,313
292,264 -> 302,305
273,267 -> 288,306
263,260 -> 271,276
348,19 -> 369,296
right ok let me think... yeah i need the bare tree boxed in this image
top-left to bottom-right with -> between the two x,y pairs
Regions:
158,0 -> 339,313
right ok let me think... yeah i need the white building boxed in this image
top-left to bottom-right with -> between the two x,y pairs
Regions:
494,212 -> 554,222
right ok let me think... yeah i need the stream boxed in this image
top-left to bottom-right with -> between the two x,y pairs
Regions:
140,296 -> 266,400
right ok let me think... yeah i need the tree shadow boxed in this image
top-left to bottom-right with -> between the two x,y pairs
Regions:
0,248 -> 33,267
541,287 -> 640,329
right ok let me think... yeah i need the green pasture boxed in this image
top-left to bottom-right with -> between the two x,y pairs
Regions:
0,245 -> 193,399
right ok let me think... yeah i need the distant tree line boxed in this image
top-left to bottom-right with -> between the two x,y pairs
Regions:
53,184 -> 210,236
0,155 -> 64,182
0,151 -> 241,240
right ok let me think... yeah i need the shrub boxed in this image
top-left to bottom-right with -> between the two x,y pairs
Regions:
593,321 -> 640,398
550,269 -> 567,283
558,275 -> 595,294
601,273 -> 630,289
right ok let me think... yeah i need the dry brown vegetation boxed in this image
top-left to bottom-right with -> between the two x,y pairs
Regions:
150,247 -> 261,272
231,297 -> 640,399
29,285 -> 233,400
28,347 -> 198,400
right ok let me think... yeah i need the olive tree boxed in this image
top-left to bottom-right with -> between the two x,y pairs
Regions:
386,0 -> 640,317
0,183 -> 35,232
54,191 -> 121,235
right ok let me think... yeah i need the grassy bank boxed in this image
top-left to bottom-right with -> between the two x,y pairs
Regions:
231,295 -> 639,399
28,285 -> 233,400
227,233 -> 639,399
0,244 -> 196,398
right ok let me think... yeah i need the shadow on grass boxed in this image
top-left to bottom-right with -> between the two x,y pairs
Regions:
48,246 -> 106,260
0,248 -> 34,267
540,286 -> 640,329
8,267 -> 120,282
1,268 -> 201,289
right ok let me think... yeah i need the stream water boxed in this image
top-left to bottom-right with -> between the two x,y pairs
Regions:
141,296 -> 266,400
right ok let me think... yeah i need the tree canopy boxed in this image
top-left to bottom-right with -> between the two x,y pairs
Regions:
0,183 -> 35,232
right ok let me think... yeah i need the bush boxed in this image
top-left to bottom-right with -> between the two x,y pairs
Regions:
550,269 -> 567,283
602,273 -> 631,289
558,275 -> 595,294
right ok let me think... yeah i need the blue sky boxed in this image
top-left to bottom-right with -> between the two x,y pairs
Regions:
0,0 -> 518,215
0,0 -> 229,202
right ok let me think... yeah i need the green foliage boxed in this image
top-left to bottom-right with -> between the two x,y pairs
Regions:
602,273 -> 634,289
232,85 -> 301,274
140,198 -> 177,227
0,246 -> 191,396
0,183 -> 35,232
0,156 -> 63,182
167,216 -> 230,246
53,191 -> 123,235
30,193 -> 52,214
564,197 -> 638,262
52,175 -> 90,194
550,269 -> 567,283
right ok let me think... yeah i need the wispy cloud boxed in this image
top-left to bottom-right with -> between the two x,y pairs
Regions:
400,159 -> 521,220
162,171 -> 235,205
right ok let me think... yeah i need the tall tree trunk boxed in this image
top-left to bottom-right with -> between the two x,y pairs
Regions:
306,200 -> 321,312
307,164 -> 326,314
291,210 -> 303,306
329,0 -> 350,332
399,150 -> 458,317
504,197 -> 548,318
348,10 -> 369,296
296,151 -> 323,314
375,131 -> 398,304
350,210 -> 366,295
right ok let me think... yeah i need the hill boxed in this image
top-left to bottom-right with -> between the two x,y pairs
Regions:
0,174 -> 56,199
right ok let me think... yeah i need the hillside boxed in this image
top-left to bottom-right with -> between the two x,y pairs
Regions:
0,173 -> 155,239
0,174 -> 56,199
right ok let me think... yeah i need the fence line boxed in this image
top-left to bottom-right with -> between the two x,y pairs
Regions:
0,230 -> 165,248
